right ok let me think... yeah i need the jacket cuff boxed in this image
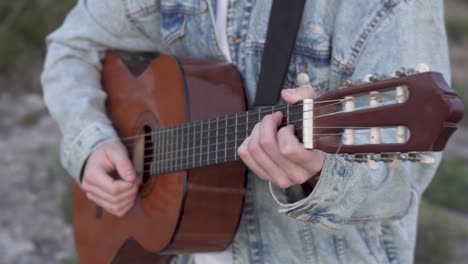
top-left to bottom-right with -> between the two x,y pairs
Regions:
60,123 -> 119,182
269,154 -> 352,232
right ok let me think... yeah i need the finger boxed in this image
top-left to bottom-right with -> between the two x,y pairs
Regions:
258,113 -> 298,171
107,144 -> 137,182
87,192 -> 135,217
277,125 -> 325,174
238,136 -> 269,179
281,85 -> 317,104
82,181 -> 138,205
85,167 -> 134,196
247,122 -> 293,188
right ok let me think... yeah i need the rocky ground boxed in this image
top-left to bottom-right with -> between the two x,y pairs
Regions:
0,93 -> 75,264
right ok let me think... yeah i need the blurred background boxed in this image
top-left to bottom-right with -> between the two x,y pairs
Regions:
0,0 -> 466,263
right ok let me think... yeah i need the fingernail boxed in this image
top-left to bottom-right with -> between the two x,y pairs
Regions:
282,89 -> 294,97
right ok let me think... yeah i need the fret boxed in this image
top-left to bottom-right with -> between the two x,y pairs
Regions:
199,120 -> 203,166
234,113 -> 238,160
173,126 -> 179,171
207,120 -> 211,165
180,124 -> 184,170
192,122 -> 196,168
166,128 -> 169,172
245,112 -> 249,139
215,117 -> 219,164
161,128 -> 166,173
226,114 -> 236,162
224,115 -> 228,162
286,104 -> 290,125
170,127 -> 174,172
157,129 -> 162,174
151,131 -> 156,175
184,124 -> 191,171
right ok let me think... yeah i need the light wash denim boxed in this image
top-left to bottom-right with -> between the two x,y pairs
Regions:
41,0 -> 450,263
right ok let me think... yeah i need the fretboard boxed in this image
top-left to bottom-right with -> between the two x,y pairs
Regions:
147,104 -> 304,175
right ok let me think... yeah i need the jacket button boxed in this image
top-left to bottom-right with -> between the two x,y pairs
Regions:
296,72 -> 310,86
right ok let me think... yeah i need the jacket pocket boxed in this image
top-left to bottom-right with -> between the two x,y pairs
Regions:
124,0 -> 207,46
244,31 -> 331,96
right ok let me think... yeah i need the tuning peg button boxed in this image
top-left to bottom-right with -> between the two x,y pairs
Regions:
388,158 -> 402,169
419,154 -> 435,164
367,159 -> 379,170
395,68 -> 407,77
416,63 -> 430,73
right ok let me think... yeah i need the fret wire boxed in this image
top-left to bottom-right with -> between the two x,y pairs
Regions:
207,120 -> 211,165
175,126 -> 179,172
234,113 -> 238,161
246,111 -> 249,139
162,128 -> 166,173
287,104 -> 290,125
181,124 -> 184,170
150,132 -> 154,175
192,122 -> 196,167
224,116 -> 227,162
199,120 -> 203,166
157,129 -> 160,174
186,124 -> 190,170
170,127 -> 174,172
215,117 -> 219,164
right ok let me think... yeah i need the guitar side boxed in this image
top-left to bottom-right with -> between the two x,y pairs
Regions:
72,53 -> 247,263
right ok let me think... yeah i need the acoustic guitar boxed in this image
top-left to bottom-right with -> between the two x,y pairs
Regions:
72,52 -> 464,263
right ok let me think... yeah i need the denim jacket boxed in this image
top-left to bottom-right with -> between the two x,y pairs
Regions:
41,0 -> 450,263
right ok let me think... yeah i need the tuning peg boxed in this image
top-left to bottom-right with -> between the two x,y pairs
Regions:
395,68 -> 407,77
416,63 -> 430,73
343,79 -> 353,87
407,68 -> 418,75
367,159 -> 379,170
407,152 -> 436,164
363,74 -> 376,82
388,158 -> 402,169
344,154 -> 367,163
419,154 -> 436,164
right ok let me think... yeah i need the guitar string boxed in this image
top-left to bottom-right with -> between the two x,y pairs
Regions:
134,126 -> 375,161
138,130 -> 375,172
119,99 -> 347,143
139,130 -> 380,175
121,97 -> 400,149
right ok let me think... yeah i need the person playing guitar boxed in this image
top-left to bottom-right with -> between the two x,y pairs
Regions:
41,0 -> 461,263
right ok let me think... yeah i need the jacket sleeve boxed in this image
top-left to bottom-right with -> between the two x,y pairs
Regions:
269,0 -> 450,232
41,0 -> 157,181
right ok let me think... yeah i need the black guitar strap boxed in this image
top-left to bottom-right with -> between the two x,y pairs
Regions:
253,0 -> 307,107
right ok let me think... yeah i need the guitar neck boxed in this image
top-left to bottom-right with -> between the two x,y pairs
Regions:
147,104 -> 304,175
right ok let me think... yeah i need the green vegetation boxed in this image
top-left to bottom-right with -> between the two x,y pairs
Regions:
0,0 -> 76,73
415,202 -> 468,264
423,159 -> 468,213
452,83 -> 468,125
446,17 -> 468,42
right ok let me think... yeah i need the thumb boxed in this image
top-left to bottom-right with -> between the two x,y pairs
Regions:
281,85 -> 317,104
108,144 -> 137,182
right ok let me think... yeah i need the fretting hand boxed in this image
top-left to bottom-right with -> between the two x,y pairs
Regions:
238,85 -> 326,188
81,141 -> 140,217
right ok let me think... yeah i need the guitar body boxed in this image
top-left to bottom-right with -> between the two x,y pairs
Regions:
72,53 -> 247,263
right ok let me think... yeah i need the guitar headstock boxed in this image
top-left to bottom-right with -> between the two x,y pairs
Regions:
311,66 -> 464,165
